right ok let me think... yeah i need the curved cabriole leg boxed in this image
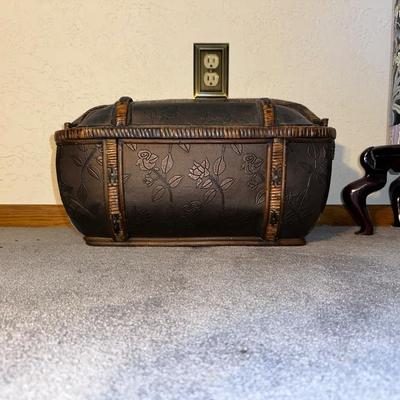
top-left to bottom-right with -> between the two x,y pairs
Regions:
389,177 -> 400,227
342,174 -> 386,234
342,147 -> 387,235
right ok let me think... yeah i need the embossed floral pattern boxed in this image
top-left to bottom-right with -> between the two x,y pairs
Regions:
188,146 -> 235,209
122,142 -> 267,236
134,145 -> 183,202
189,159 -> 210,186
282,142 -> 332,230
242,154 -> 263,175
137,150 -> 158,171
60,144 -> 103,212
241,153 -> 265,205
57,143 -> 110,235
183,201 -> 202,216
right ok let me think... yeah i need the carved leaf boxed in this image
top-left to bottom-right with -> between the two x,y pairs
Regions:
77,184 -> 88,203
201,178 -> 212,189
161,153 -> 174,174
78,144 -> 86,152
96,156 -> 103,166
87,165 -> 100,180
220,178 -> 234,190
126,143 -> 137,152
152,185 -> 166,202
71,155 -> 83,167
203,188 -> 216,204
248,175 -> 263,190
255,190 -> 265,205
231,143 -> 243,155
60,182 -> 73,195
168,175 -> 183,188
179,143 -> 190,153
213,156 -> 226,176
123,174 -> 131,183
254,158 -> 263,171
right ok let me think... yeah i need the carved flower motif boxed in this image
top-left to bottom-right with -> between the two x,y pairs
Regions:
189,159 -> 210,184
183,201 -> 202,216
137,150 -> 158,170
143,175 -> 154,186
241,154 -> 263,175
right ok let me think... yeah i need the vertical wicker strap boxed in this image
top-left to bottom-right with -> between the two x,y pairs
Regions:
113,96 -> 133,126
262,99 -> 275,127
265,138 -> 286,242
104,139 -> 126,241
106,96 -> 131,240
262,99 -> 284,242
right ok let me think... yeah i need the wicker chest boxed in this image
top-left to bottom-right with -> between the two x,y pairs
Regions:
55,97 -> 335,246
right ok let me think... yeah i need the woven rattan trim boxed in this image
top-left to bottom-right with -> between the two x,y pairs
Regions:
113,97 -> 132,126
105,139 -> 126,241
262,100 -> 275,127
55,126 -> 336,143
265,139 -> 286,241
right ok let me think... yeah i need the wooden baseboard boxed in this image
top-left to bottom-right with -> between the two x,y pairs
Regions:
0,204 -> 394,227
0,205 -> 70,227
318,204 -> 394,226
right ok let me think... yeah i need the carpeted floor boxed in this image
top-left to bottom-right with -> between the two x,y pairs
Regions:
0,226 -> 399,400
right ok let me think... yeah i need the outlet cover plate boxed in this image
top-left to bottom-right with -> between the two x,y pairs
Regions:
194,43 -> 229,98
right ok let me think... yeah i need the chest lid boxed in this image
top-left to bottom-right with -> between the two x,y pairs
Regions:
55,97 -> 336,142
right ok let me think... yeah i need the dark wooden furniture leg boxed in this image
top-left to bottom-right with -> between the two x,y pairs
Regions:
389,176 -> 400,227
342,147 -> 387,235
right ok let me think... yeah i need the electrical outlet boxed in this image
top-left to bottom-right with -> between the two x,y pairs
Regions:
204,53 -> 219,69
204,72 -> 219,87
194,43 -> 229,98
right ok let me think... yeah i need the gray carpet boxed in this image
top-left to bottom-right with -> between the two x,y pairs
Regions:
0,227 -> 399,400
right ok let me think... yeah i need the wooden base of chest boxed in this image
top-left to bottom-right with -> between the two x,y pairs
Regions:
84,236 -> 306,247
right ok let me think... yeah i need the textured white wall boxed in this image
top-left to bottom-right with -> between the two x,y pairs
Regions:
0,0 -> 393,204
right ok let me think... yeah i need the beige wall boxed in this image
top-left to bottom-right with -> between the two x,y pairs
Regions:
0,0 -> 393,204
